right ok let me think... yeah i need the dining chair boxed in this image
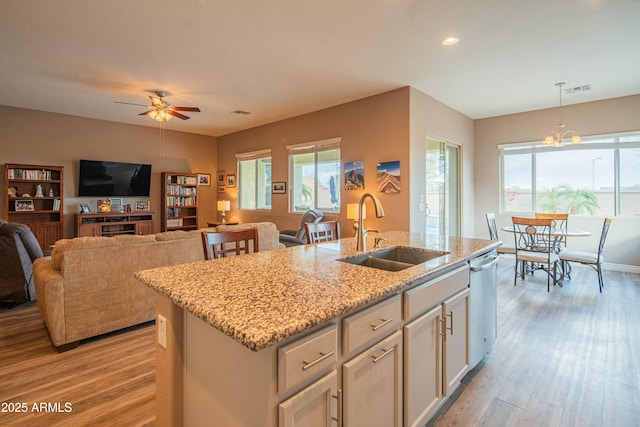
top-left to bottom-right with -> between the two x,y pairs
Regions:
512,217 -> 560,292
485,213 -> 516,255
201,228 -> 259,260
535,212 -> 569,251
559,218 -> 611,293
305,221 -> 340,244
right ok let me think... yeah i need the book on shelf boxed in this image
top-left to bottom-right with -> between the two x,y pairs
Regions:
8,168 -> 54,180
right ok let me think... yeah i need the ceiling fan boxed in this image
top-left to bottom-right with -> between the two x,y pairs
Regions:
116,91 -> 201,121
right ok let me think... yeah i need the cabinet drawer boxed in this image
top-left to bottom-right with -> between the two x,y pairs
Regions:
404,265 -> 469,321
278,324 -> 337,393
343,295 -> 401,356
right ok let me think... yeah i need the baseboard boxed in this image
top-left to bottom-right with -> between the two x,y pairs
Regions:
602,262 -> 640,274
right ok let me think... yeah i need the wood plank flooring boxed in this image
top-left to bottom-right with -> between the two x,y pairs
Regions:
1,258 -> 638,426
0,306 -> 155,427
432,257 -> 640,427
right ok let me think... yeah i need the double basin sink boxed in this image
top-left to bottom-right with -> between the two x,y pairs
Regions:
338,246 -> 449,272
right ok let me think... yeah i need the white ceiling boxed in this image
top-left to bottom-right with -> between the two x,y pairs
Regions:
1,0 -> 639,137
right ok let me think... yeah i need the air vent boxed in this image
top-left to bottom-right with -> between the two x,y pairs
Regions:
565,84 -> 592,94
230,110 -> 251,115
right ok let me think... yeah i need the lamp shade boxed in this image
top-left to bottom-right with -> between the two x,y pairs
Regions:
217,200 -> 230,211
346,203 -> 366,220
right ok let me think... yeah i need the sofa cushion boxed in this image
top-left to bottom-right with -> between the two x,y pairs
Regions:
114,234 -> 157,245
51,237 -> 117,271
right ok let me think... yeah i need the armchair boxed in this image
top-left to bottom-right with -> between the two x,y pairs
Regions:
279,209 -> 324,247
0,219 -> 44,305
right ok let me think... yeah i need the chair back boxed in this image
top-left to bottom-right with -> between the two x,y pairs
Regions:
201,228 -> 259,260
485,213 -> 499,240
296,209 -> 324,241
596,218 -> 612,261
512,217 -> 554,253
534,212 -> 569,229
305,221 -> 340,244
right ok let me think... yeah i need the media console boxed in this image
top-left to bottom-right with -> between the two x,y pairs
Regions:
75,212 -> 155,237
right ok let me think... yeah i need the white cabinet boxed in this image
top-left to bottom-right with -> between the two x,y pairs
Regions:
442,288 -> 470,395
343,330 -> 403,427
403,305 -> 442,426
278,370 -> 338,427
403,265 -> 470,427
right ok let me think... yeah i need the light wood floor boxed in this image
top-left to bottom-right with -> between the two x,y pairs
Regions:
0,306 -> 155,426
432,258 -> 640,427
1,259 -> 638,426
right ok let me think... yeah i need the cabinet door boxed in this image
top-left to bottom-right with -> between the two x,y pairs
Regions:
279,370 -> 338,427
136,221 -> 154,235
30,222 -> 62,250
442,288 -> 470,396
343,330 -> 402,427
404,305 -> 442,427
77,223 -> 100,237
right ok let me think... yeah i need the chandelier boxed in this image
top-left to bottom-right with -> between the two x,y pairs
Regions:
543,82 -> 582,148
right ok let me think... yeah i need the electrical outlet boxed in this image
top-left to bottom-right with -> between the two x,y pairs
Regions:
158,314 -> 167,349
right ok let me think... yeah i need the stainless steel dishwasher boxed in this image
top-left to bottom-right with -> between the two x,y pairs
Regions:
469,250 -> 499,368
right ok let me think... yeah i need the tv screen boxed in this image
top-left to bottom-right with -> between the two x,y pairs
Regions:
78,160 -> 152,197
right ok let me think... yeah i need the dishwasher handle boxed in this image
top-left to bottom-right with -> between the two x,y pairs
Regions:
470,255 -> 499,272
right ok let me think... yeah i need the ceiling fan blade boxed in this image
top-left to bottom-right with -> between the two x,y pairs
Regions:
115,101 -> 148,107
168,110 -> 190,120
138,110 -> 153,116
149,96 -> 165,108
173,106 -> 201,112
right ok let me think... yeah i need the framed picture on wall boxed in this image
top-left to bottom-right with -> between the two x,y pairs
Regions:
198,173 -> 211,186
272,182 -> 286,194
217,185 -> 225,193
216,171 -> 225,185
226,174 -> 236,188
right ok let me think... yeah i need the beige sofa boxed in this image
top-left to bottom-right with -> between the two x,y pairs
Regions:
32,222 -> 282,351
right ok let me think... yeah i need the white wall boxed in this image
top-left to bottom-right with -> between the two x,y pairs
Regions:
474,95 -> 640,268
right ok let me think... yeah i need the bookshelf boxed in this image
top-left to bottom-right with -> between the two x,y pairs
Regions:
4,163 -> 64,250
161,172 -> 199,231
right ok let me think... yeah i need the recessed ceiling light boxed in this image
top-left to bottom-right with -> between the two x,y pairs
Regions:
442,36 -> 459,46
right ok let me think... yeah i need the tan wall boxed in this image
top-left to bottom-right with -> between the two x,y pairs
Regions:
409,87 -> 475,237
216,88 -> 411,235
474,95 -> 640,267
1,106 -> 217,237
217,87 -> 477,238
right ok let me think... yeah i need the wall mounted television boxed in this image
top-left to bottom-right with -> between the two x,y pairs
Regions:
78,159 -> 152,197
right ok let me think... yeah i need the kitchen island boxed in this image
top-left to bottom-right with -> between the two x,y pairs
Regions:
135,231 -> 500,426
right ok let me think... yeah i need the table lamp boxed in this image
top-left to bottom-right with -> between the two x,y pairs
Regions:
346,203 -> 366,235
217,200 -> 230,223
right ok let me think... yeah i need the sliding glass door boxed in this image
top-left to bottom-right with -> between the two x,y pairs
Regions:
426,138 -> 460,237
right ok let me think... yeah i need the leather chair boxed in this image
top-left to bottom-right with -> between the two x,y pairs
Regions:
0,219 -> 44,305
279,209 -> 324,247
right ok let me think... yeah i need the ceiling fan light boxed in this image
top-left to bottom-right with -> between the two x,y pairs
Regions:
543,135 -> 554,145
571,134 -> 583,144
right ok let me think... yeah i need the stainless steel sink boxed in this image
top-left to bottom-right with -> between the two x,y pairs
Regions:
338,246 -> 450,272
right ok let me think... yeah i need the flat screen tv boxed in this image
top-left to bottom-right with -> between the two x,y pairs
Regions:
78,159 -> 152,197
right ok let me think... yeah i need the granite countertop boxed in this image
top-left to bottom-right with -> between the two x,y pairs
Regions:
135,231 -> 500,351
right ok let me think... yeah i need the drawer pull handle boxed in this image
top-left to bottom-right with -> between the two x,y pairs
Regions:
371,317 -> 392,331
302,350 -> 335,371
372,347 -> 395,363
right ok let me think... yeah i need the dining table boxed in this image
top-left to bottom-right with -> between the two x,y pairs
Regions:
501,225 -> 591,285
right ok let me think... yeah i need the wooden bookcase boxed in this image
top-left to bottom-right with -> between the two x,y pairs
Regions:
75,212 -> 155,237
161,172 -> 198,232
4,163 -> 64,250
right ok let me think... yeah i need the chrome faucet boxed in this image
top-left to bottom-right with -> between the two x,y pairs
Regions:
356,193 -> 385,251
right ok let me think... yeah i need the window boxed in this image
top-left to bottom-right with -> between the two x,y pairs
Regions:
500,132 -> 640,216
288,138 -> 341,213
236,149 -> 271,210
